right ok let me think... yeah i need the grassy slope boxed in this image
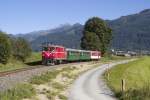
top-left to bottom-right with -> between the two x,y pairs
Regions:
25,52 -> 41,63
0,52 -> 41,72
105,56 -> 150,100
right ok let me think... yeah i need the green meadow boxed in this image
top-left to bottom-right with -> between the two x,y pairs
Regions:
105,56 -> 150,100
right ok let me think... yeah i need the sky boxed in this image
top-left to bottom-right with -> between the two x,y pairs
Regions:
0,0 -> 150,34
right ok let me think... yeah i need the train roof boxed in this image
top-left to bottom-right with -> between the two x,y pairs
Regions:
66,48 -> 91,52
42,44 -> 65,48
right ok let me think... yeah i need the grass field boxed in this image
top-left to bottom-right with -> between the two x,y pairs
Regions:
105,56 -> 150,100
0,83 -> 36,100
100,55 -> 131,63
0,52 -> 41,72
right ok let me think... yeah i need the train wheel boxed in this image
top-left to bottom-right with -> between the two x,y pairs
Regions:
55,60 -> 61,65
46,60 -> 50,66
50,60 -> 55,66
42,59 -> 47,65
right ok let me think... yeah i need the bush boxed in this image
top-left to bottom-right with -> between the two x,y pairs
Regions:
0,32 -> 11,64
11,37 -> 32,62
47,91 -> 58,100
58,94 -> 67,100
52,82 -> 65,91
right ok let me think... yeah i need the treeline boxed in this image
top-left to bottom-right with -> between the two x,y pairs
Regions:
0,31 -> 31,64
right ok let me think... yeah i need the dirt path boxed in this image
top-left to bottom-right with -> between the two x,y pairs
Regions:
68,59 -> 135,100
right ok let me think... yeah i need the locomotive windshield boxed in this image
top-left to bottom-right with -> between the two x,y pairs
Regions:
49,47 -> 55,52
43,47 -> 48,51
43,46 -> 55,52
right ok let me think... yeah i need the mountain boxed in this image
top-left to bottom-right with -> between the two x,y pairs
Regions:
15,24 -> 73,42
15,9 -> 150,51
30,23 -> 83,51
108,9 -> 150,51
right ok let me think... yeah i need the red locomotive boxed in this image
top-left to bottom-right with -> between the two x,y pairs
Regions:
42,44 -> 67,65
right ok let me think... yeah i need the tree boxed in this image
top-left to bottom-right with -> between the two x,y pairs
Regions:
81,17 -> 112,55
12,37 -> 31,62
0,31 -> 11,64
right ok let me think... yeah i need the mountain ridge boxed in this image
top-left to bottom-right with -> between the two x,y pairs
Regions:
13,9 -> 150,51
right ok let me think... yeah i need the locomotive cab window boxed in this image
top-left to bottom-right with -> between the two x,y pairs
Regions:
49,47 -> 55,52
43,47 -> 48,51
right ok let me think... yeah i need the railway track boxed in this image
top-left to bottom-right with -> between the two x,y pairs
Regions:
0,65 -> 47,77
0,62 -> 88,77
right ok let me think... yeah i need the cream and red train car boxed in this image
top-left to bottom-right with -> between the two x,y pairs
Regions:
90,51 -> 101,60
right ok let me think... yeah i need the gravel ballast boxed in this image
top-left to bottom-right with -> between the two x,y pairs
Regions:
0,63 -> 79,92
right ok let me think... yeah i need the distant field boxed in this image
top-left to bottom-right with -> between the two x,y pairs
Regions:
105,56 -> 150,100
100,55 -> 131,63
0,52 -> 41,72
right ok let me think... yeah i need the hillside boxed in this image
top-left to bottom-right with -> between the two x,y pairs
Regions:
108,9 -> 150,51
15,9 -> 150,51
30,23 -> 83,51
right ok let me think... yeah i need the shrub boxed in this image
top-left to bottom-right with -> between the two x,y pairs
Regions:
58,94 -> 67,100
52,82 -> 65,91
0,32 -> 11,64
47,91 -> 58,100
11,37 -> 31,62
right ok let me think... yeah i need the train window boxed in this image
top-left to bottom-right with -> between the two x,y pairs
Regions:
57,47 -> 60,52
57,47 -> 64,52
81,52 -> 83,55
98,53 -> 101,56
49,47 -> 55,52
92,52 -> 98,56
60,48 -> 63,51
43,47 -> 48,51
69,51 -> 72,55
76,52 -> 78,55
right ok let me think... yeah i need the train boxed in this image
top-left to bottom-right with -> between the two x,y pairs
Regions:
42,43 -> 101,65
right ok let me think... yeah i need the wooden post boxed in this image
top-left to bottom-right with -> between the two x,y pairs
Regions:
107,72 -> 109,81
107,63 -> 109,80
121,79 -> 126,93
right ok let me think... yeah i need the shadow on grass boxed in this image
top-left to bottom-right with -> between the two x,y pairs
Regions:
25,61 -> 42,66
